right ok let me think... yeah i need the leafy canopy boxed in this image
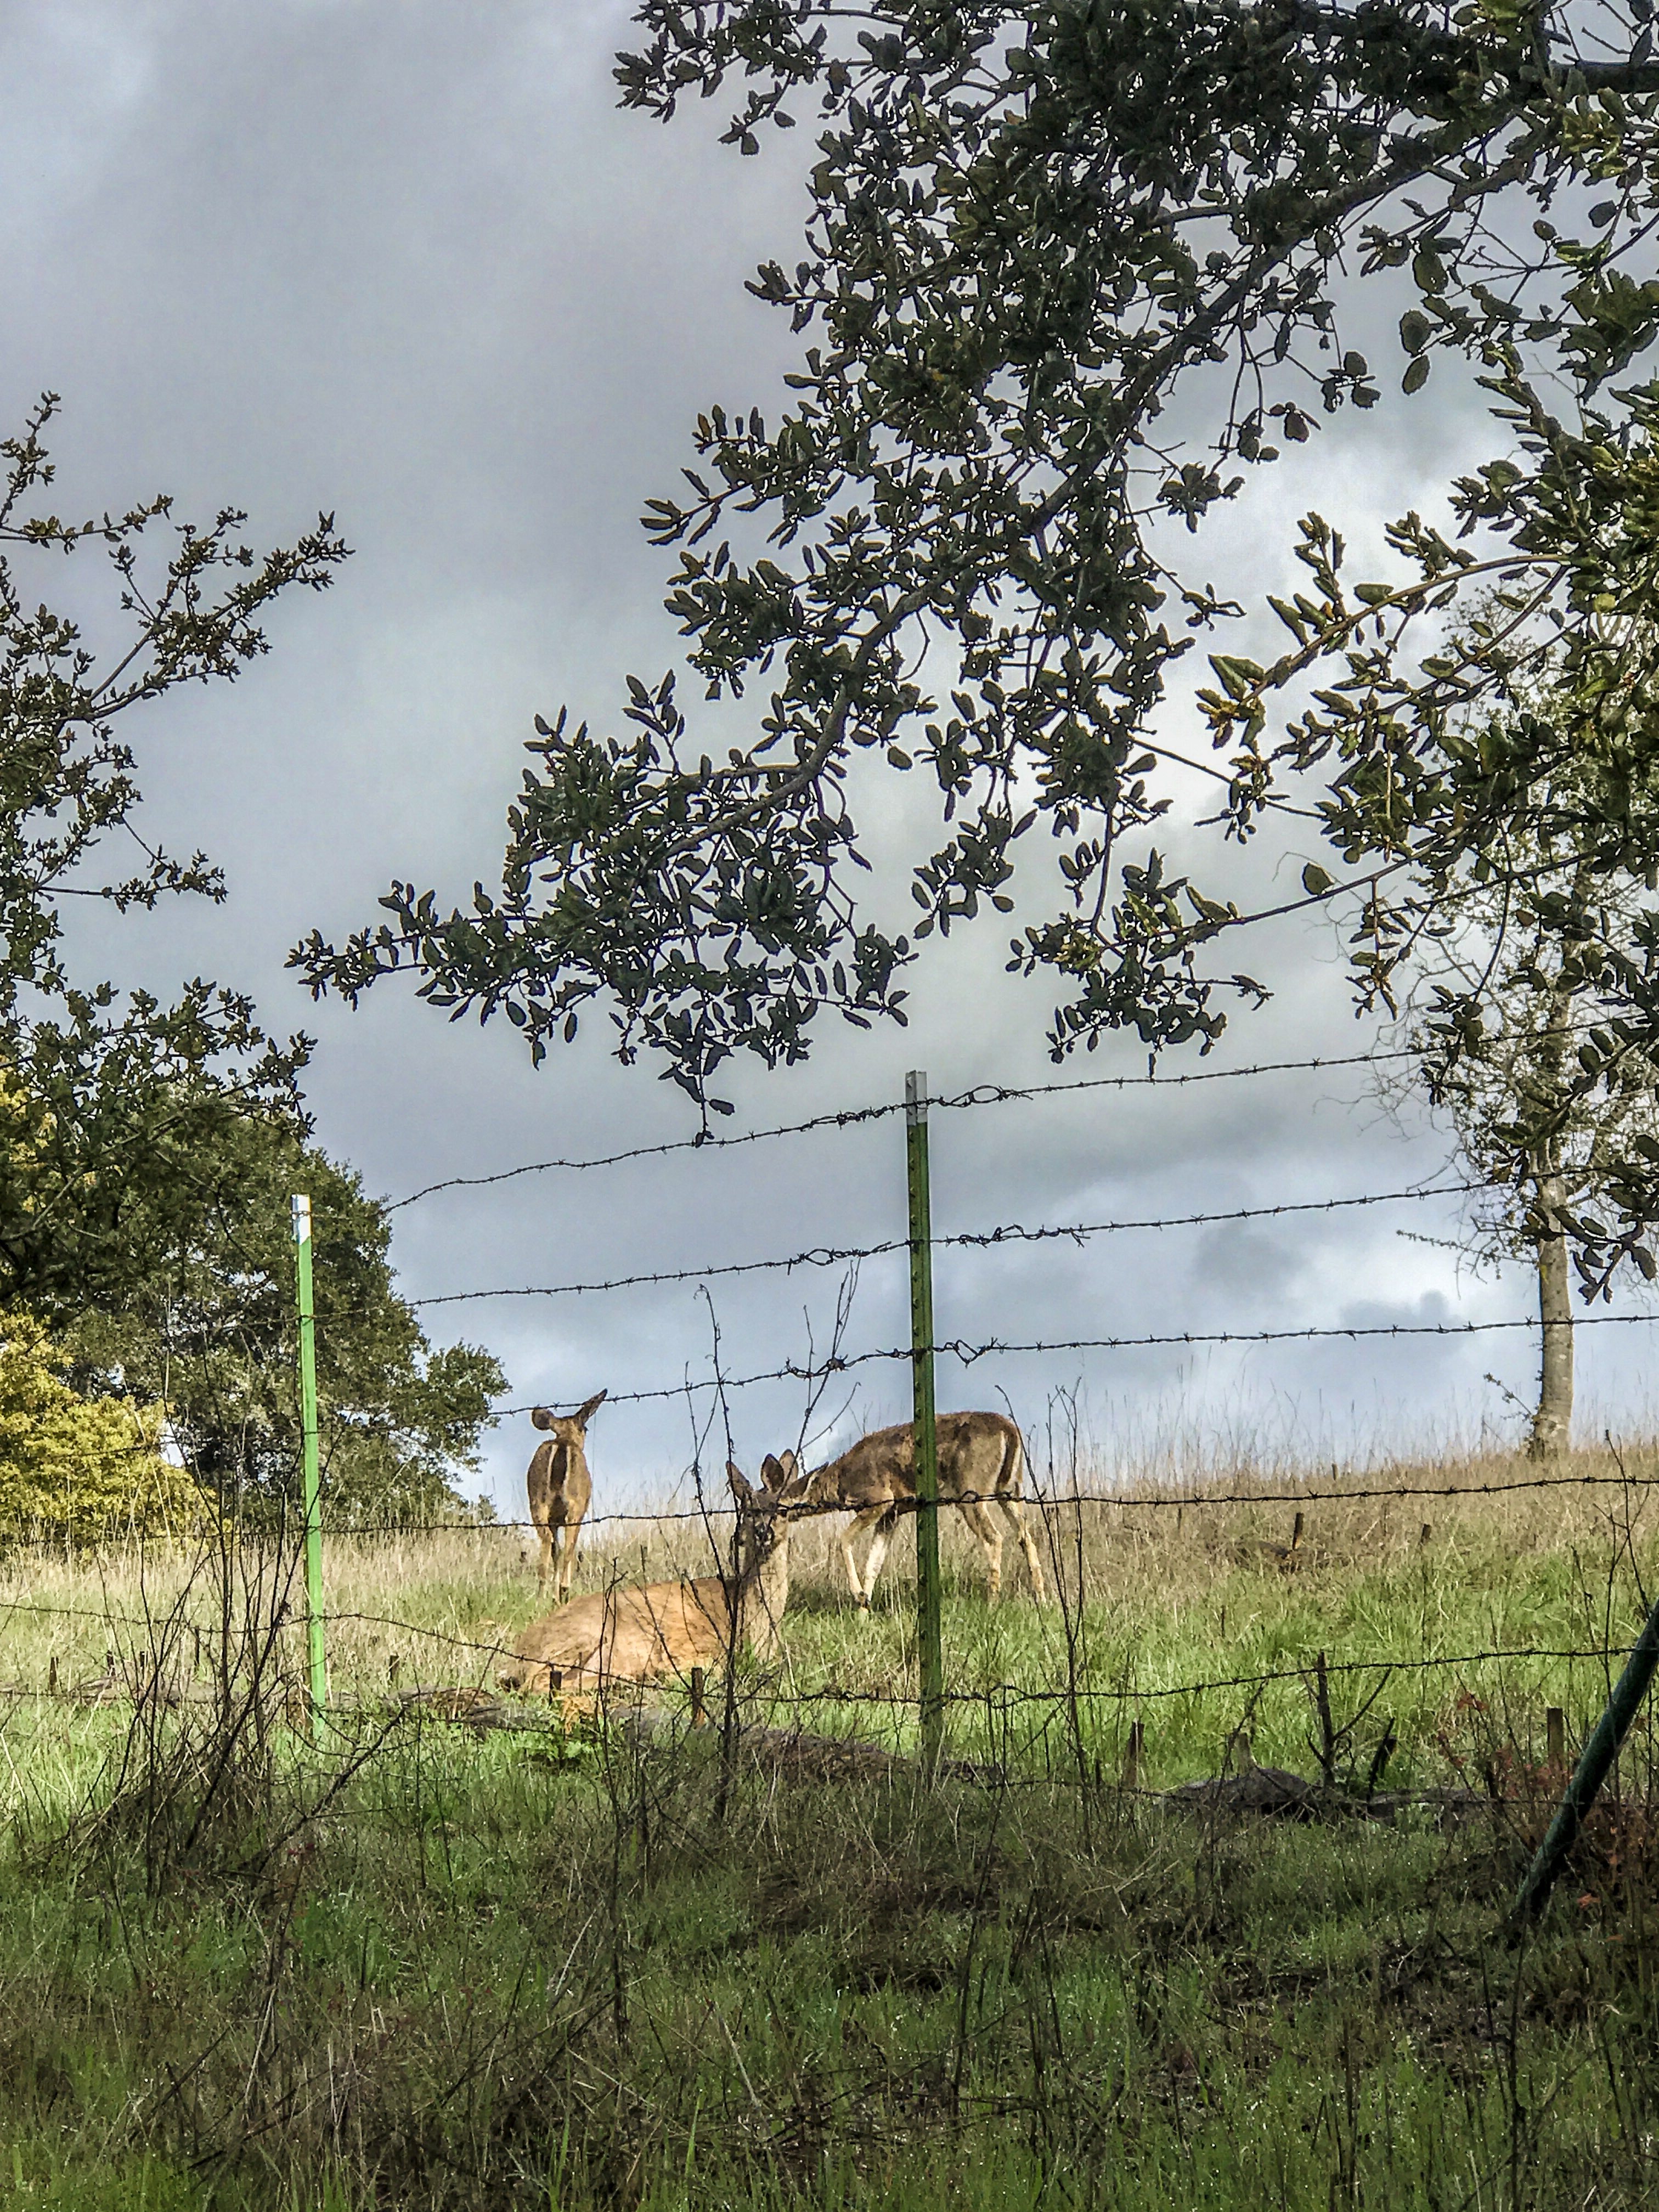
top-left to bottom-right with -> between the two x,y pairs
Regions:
1381,639 -> 1659,1297
298,1 -> 1659,1280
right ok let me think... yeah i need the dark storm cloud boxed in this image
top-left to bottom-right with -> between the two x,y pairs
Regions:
1,2 -> 1647,1512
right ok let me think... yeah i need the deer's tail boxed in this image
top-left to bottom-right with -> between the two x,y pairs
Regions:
1003,1421 -> 1027,1502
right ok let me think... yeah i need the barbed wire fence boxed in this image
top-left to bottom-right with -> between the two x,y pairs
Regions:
7,1043 -> 1659,1916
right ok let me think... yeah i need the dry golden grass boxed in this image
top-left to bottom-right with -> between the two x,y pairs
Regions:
2,1434 -> 1652,1655
3,1433 -> 1656,1793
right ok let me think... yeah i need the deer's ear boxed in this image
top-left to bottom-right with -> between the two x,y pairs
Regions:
531,1407 -> 557,1431
574,1391 -> 607,1428
777,1449 -> 798,1481
728,1462 -> 756,1505
760,1453 -> 789,1492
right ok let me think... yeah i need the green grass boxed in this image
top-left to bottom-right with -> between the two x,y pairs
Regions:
2,1725 -> 1658,2210
5,1442 -> 1659,2207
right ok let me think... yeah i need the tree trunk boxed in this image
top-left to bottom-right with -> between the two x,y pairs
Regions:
1526,913 -> 1584,1464
1530,1165 -> 1574,1458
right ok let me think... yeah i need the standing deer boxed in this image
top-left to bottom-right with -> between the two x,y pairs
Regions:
526,1392 -> 606,1600
790,1410 -> 1045,1609
501,1452 -> 796,1692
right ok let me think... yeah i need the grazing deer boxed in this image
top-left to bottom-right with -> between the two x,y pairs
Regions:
501,1453 -> 795,1692
526,1392 -> 606,1600
790,1410 -> 1045,1609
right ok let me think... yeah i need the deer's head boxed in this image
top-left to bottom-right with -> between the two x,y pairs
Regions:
531,1392 -> 606,1462
727,1449 -> 794,1562
771,1452 -> 820,1511
727,1451 -> 795,1652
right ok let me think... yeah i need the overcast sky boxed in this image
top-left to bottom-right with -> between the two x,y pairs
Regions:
5,0 -> 1654,1530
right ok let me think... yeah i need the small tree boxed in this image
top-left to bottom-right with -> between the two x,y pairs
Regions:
1397,854 -> 1659,1454
1380,633 -> 1659,1452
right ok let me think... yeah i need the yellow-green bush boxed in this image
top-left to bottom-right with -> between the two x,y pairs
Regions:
0,1311 -> 209,1544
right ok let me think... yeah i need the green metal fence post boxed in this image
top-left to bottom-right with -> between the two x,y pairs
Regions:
291,1193 -> 328,1735
906,1071 -> 944,1771
1510,1591 -> 1659,1926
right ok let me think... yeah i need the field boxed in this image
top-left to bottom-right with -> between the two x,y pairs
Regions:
5,1442 -> 1659,2209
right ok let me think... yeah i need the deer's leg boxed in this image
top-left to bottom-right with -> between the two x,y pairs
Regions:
556,1517 -> 580,1603
998,1496 -> 1046,1600
536,1521 -> 555,1593
961,1498 -> 1004,1598
840,1505 -> 887,1607
858,1506 -> 902,1609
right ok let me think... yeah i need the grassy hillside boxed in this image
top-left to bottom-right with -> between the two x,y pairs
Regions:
3,1443 -> 1659,2207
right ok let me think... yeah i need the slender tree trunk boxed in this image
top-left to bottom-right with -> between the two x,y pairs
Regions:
1526,880 -> 1588,1463
1530,1156 -> 1573,1459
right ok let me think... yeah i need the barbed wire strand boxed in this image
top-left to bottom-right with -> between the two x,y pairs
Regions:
0,1592 -> 1624,1715
410,1177 -> 1485,1309
235,1461 -> 1659,1537
315,1616 -> 1618,1707
317,1607 -> 1610,1685
6,1457 -> 1659,1557
499,1306 -> 1659,1413
0,1594 -> 164,1635
387,1048 -> 1426,1210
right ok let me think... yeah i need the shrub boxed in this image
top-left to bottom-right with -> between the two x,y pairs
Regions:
0,1310 -> 208,1544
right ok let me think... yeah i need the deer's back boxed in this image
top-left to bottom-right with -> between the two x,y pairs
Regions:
526,1438 -> 592,1527
817,1411 -> 1022,1506
509,1575 -> 733,1684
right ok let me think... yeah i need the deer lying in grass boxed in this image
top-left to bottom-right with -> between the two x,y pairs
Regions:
500,1452 -> 795,1692
526,1392 -> 605,1599
789,1411 -> 1046,1609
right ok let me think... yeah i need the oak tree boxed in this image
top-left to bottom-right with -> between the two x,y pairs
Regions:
298,1 -> 1659,1298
